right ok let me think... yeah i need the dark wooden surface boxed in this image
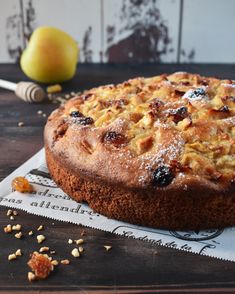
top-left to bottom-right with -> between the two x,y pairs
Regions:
1,63 -> 235,293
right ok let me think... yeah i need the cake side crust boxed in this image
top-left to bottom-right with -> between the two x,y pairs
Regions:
45,145 -> 235,230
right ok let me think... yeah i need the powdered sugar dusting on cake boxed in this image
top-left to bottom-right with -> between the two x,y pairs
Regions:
137,134 -> 185,185
154,120 -> 171,129
161,80 -> 173,86
173,71 -> 188,75
221,83 -> 235,89
50,71 -> 235,191
183,86 -> 208,101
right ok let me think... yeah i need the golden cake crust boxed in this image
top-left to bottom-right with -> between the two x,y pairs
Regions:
44,72 -> 235,230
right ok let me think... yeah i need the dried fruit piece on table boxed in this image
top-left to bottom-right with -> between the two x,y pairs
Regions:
46,84 -> 62,94
11,177 -> 33,193
28,252 -> 54,280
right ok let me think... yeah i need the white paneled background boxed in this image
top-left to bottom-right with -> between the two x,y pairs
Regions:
0,0 -> 235,63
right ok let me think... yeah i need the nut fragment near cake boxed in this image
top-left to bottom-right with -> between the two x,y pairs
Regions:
44,72 -> 235,230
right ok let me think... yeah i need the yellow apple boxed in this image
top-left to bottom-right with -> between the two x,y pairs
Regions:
20,26 -> 79,83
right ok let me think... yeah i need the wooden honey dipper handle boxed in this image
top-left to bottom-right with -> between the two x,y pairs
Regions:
0,79 -> 46,103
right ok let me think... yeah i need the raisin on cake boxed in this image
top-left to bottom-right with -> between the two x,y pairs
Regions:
44,72 -> 235,230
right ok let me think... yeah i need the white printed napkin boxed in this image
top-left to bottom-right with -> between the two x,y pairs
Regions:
0,149 -> 235,262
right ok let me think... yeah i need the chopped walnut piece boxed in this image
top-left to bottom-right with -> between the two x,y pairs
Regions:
6,209 -> 12,216
68,239 -> 73,244
28,272 -> 36,282
37,225 -> 44,231
15,249 -> 22,256
78,246 -> 84,253
61,259 -> 70,265
15,232 -> 23,239
39,247 -> 50,253
13,210 -> 18,216
51,260 -> 59,266
104,245 -> 112,251
37,235 -> 46,244
8,253 -> 17,261
18,121 -> 24,127
10,216 -> 14,220
75,239 -> 84,245
37,110 -> 43,115
71,248 -> 80,258
28,252 -> 54,280
4,224 -> 12,233
12,224 -> 21,231
28,231 -> 34,236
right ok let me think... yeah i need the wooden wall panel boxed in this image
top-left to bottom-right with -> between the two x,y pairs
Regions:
0,0 -> 235,63
0,0 -> 24,63
22,0 -> 102,62
103,0 -> 180,63
181,0 -> 235,63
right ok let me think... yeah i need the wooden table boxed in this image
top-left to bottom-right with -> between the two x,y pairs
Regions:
1,63 -> 235,293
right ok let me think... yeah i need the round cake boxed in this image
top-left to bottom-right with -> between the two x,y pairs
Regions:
44,72 -> 235,230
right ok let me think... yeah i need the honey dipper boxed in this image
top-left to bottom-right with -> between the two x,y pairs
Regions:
0,79 -> 46,103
